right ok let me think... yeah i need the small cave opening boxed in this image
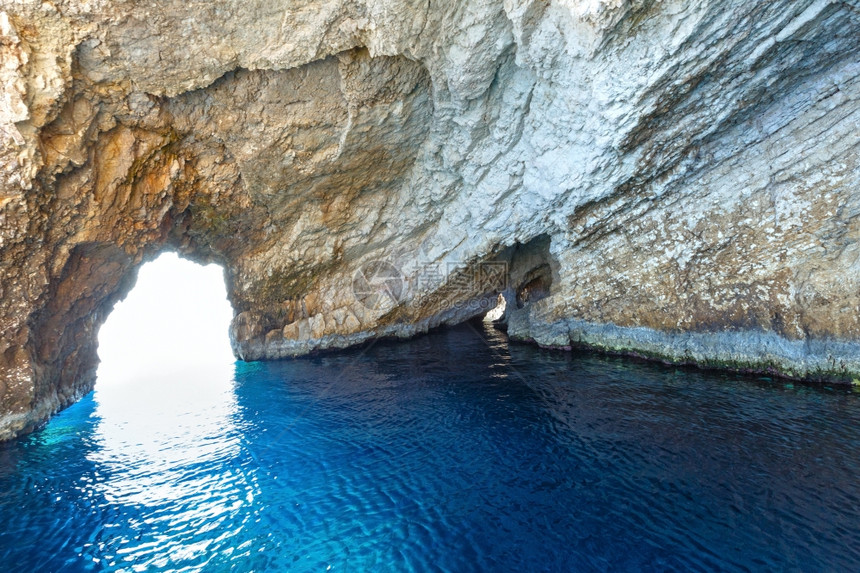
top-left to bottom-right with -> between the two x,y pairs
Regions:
481,233 -> 556,328
483,293 -> 508,323
96,252 -> 235,387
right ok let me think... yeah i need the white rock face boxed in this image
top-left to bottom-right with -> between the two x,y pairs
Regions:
0,0 -> 858,439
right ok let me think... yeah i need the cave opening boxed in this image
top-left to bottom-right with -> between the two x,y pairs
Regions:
89,252 -> 238,485
96,252 -> 235,389
482,233 -> 556,329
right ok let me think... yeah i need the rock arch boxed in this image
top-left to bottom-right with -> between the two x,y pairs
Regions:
2,1 -> 860,438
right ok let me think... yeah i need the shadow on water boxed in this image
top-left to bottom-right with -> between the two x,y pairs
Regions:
1,322 -> 859,571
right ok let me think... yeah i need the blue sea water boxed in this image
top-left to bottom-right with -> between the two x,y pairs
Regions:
1,322 -> 859,572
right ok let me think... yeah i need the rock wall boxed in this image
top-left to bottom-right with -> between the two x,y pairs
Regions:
0,0 -> 858,439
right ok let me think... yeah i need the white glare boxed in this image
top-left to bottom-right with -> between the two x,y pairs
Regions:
97,252 -> 235,384
90,254 -> 245,556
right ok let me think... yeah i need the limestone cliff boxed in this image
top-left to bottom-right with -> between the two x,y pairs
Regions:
0,0 -> 858,439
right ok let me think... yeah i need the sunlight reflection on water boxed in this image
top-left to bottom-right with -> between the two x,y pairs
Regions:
86,252 -> 249,569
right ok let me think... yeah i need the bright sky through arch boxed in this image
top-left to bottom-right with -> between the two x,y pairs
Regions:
97,252 -> 235,385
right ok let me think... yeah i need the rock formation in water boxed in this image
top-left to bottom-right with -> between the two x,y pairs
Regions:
0,0 -> 858,439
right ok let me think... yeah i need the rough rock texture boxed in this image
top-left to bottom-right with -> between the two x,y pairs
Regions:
0,0 -> 858,439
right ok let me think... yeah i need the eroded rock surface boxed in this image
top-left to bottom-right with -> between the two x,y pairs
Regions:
1,0 -> 858,439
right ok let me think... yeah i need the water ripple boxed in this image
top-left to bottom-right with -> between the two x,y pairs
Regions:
2,323 -> 860,571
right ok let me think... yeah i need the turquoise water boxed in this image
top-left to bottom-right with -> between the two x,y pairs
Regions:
1,323 -> 859,571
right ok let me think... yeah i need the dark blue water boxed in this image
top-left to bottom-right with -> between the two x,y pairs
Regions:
2,323 -> 859,572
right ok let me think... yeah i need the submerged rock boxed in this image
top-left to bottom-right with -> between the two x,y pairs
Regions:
0,0 -> 858,438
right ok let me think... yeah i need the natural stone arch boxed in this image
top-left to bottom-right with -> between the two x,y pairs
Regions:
3,1 -> 860,441
1,50 -> 442,439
